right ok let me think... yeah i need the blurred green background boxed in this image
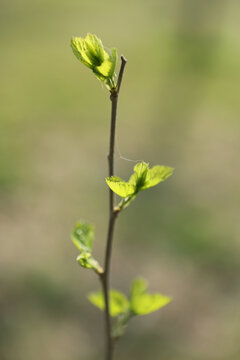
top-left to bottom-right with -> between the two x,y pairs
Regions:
1,0 -> 240,359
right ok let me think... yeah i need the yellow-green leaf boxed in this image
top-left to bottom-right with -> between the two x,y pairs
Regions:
130,278 -> 172,315
106,176 -> 135,197
71,37 -> 93,69
71,221 -> 103,274
143,165 -> 174,189
70,33 -> 118,88
95,48 -> 117,79
77,253 -> 103,274
88,290 -> 129,317
84,33 -> 104,66
131,293 -> 172,315
129,162 -> 149,189
130,278 -> 148,298
71,221 -> 94,252
132,162 -> 149,181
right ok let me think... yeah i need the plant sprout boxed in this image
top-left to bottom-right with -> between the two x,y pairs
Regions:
70,33 -> 174,360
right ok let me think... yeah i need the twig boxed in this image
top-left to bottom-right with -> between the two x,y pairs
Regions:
100,56 -> 127,360
117,56 -> 127,94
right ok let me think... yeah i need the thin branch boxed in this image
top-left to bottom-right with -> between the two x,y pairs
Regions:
117,56 -> 127,94
101,55 -> 127,360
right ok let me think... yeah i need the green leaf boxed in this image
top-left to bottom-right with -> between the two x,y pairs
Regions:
127,162 -> 148,192
88,290 -> 129,317
130,278 -> 172,315
71,36 -> 93,69
70,33 -> 118,89
131,162 -> 149,183
142,165 -> 174,189
131,293 -> 172,315
71,221 -> 103,274
130,278 -> 148,298
106,176 -> 135,197
77,253 -> 103,274
71,221 -> 94,253
84,33 -> 105,67
95,48 -> 117,79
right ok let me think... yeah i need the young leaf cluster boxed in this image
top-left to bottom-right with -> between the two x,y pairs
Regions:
71,33 -> 117,90
106,162 -> 173,210
88,278 -> 172,339
71,221 -> 103,274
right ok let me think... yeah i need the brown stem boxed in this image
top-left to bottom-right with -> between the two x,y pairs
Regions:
117,56 -> 127,94
100,56 -> 127,360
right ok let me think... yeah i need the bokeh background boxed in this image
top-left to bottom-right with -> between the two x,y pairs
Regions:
1,0 -> 240,359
